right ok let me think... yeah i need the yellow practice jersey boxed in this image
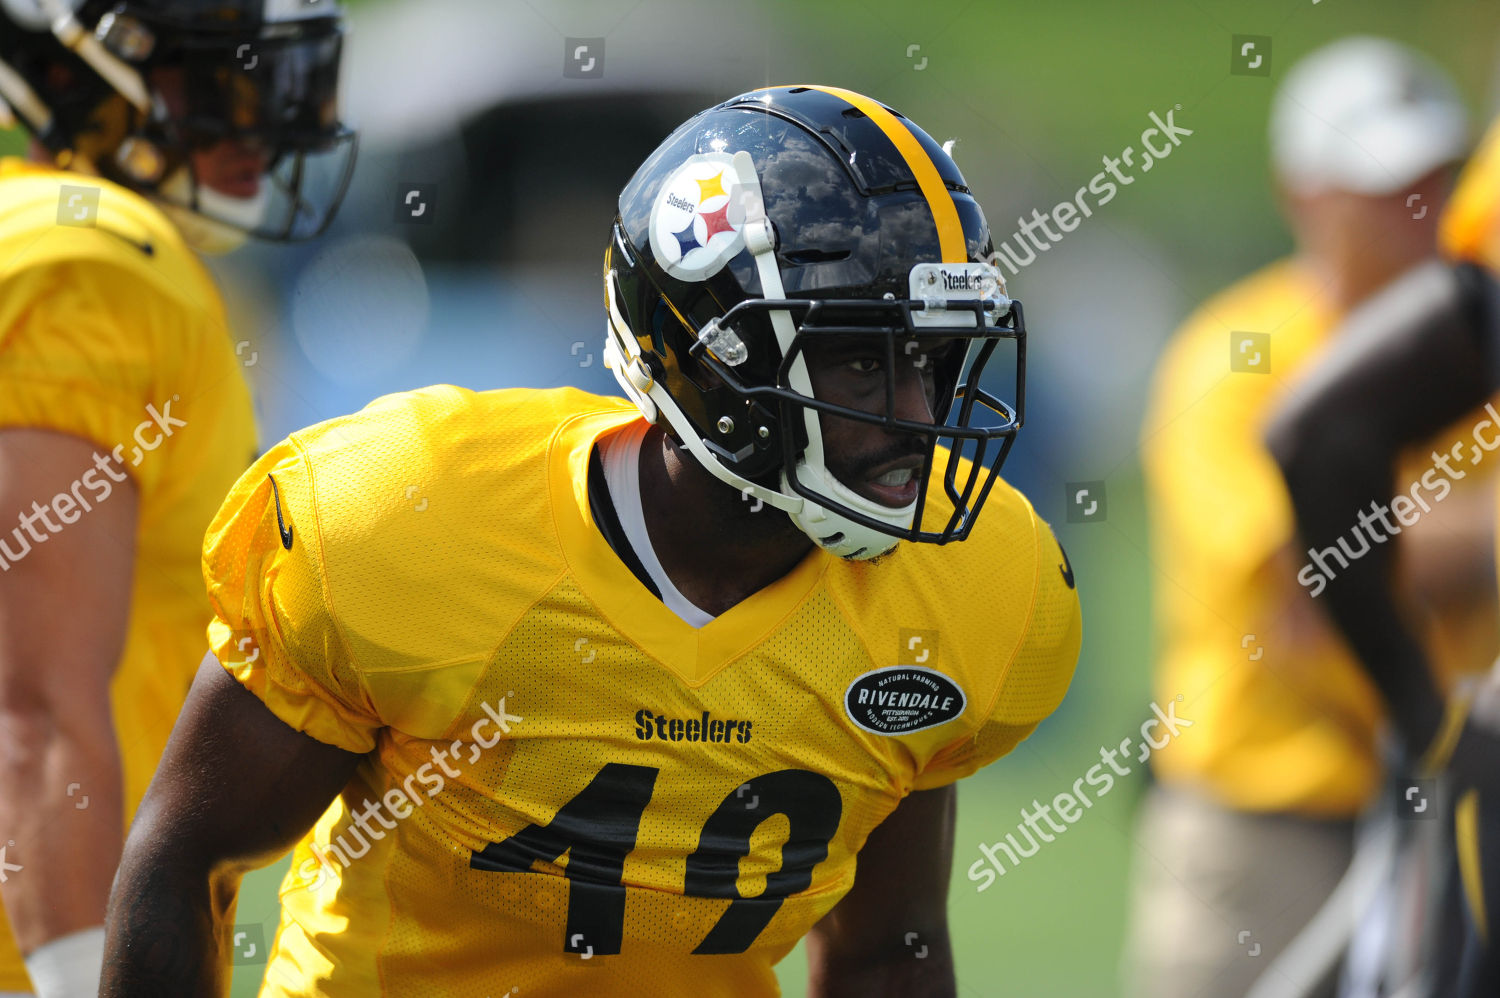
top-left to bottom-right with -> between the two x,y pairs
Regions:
1143,258 -> 1497,817
204,385 -> 1081,998
1442,114 -> 1500,272
0,159 -> 256,988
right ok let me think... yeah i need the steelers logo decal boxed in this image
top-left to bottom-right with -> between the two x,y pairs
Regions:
648,152 -> 756,281
844,666 -> 967,736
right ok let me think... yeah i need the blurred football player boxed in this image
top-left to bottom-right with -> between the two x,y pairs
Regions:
99,86 -> 1080,997
1126,38 -> 1490,998
1268,107 -> 1500,998
0,1 -> 353,995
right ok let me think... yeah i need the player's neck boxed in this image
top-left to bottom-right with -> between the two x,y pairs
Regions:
637,426 -> 815,617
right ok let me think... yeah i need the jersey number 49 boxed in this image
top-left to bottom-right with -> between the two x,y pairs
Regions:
470,764 -> 842,956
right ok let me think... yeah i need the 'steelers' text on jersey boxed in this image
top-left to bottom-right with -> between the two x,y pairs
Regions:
204,386 -> 1080,998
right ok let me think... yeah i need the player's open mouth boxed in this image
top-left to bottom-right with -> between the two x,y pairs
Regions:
860,458 -> 923,507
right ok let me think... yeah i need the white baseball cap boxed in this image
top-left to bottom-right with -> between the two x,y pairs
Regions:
1270,36 -> 1470,196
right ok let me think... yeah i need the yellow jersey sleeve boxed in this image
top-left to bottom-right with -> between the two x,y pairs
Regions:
1442,115 -> 1500,270
912,515 -> 1082,789
0,259 -> 157,472
0,160 -> 249,493
204,439 -> 381,754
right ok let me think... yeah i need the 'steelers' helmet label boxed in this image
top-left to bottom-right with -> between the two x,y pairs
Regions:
844,666 -> 967,735
907,261 -> 1011,328
649,152 -> 756,281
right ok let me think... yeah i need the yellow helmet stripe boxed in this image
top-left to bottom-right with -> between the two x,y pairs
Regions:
767,85 -> 967,263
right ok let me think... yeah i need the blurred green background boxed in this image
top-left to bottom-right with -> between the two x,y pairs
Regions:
6,0 -> 1494,994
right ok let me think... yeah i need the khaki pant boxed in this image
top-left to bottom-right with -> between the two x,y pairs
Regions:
1122,785 -> 1355,998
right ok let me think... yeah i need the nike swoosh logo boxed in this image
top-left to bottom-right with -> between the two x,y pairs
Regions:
1052,528 -> 1075,590
268,474 -> 293,550
100,226 -> 154,257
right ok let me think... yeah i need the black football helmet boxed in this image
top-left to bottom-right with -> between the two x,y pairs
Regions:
604,85 -> 1024,560
0,0 -> 356,246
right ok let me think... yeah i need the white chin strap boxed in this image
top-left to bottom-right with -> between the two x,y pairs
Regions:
605,150 -> 914,562
155,168 -> 270,254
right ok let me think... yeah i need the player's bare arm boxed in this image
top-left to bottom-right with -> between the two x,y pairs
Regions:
0,430 -> 134,954
1266,261 -> 1500,749
101,655 -> 362,997
806,785 -> 957,998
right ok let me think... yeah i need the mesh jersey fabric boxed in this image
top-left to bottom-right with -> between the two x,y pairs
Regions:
203,384 -> 1080,997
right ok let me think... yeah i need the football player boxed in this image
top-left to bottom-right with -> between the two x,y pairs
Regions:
1128,38 -> 1487,998
0,1 -> 353,996
99,86 -> 1081,997
1267,110 -> 1500,996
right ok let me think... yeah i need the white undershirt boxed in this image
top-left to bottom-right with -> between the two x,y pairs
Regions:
597,422 -> 717,628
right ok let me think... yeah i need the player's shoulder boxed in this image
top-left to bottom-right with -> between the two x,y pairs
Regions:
947,472 -> 1047,558
287,384 -> 629,479
207,386 -> 632,674
829,474 -> 1077,692
0,159 -> 223,327
0,160 -> 210,283
1149,258 -> 1318,408
268,384 -> 630,553
898,474 -> 1061,604
1196,257 -> 1310,322
924,474 -> 1068,606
